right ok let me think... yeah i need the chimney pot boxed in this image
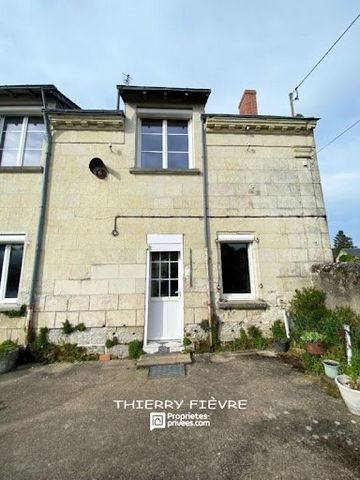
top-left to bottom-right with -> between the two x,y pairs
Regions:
239,90 -> 258,115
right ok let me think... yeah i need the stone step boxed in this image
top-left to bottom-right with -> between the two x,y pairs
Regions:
137,352 -> 192,368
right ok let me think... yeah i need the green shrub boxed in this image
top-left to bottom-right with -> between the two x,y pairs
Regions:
344,350 -> 360,390
128,340 -> 143,359
247,326 -> 268,350
62,320 -> 87,335
62,320 -> 75,335
2,304 -> 26,318
199,320 -> 210,332
234,328 -> 251,350
105,337 -> 119,349
301,351 -> 324,374
271,320 -> 287,342
32,327 -> 49,352
0,340 -> 18,357
289,287 -> 329,339
300,331 -> 326,343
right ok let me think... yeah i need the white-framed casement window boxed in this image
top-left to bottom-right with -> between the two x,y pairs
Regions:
139,117 -> 191,169
218,234 -> 256,301
0,116 -> 45,167
0,236 -> 25,304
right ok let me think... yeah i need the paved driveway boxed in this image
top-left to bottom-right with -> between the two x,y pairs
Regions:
0,353 -> 359,479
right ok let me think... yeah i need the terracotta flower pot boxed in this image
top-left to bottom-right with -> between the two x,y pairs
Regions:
305,341 -> 325,356
99,353 -> 111,362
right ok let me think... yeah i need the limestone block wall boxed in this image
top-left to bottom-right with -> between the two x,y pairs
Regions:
0,173 -> 42,342
32,109 -> 208,352
205,118 -> 333,339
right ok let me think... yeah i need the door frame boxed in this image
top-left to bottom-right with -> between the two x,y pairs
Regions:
144,234 -> 184,352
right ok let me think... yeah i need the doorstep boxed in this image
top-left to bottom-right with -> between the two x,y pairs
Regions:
136,352 -> 192,368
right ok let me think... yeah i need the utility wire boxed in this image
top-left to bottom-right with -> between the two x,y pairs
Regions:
317,119 -> 360,153
292,13 -> 360,96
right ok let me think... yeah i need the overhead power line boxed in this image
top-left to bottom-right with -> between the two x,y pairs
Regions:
289,13 -> 360,116
294,13 -> 360,94
317,119 -> 360,153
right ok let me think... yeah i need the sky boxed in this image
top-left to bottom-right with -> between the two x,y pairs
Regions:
1,0 -> 359,245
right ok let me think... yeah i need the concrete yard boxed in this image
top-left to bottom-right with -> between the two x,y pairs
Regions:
0,353 -> 359,479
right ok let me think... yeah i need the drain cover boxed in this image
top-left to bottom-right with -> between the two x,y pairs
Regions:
149,364 -> 186,378
158,345 -> 170,353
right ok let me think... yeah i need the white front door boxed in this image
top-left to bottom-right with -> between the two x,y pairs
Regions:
147,250 -> 182,342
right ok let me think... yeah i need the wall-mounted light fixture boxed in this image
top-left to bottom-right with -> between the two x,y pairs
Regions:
89,157 -> 108,180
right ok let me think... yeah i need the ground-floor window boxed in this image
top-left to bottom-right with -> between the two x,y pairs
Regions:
218,234 -> 255,300
0,236 -> 25,303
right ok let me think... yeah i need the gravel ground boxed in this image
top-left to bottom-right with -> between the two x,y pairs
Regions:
0,352 -> 359,479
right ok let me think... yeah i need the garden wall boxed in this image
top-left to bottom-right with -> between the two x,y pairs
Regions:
311,263 -> 360,314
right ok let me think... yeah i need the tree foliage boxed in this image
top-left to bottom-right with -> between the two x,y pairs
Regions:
333,230 -> 355,259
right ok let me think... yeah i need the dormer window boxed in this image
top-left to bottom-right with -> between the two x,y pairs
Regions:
0,116 -> 45,167
140,119 -> 189,169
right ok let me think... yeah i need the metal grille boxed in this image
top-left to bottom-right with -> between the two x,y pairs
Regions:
148,364 -> 186,378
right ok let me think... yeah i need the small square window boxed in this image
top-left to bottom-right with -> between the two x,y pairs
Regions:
140,119 -> 189,169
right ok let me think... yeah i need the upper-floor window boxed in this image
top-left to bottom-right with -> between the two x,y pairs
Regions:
0,116 -> 45,167
140,119 -> 189,169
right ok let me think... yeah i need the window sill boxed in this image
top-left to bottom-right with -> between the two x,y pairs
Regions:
0,166 -> 43,174
218,300 -> 268,310
0,304 -> 21,312
129,168 -> 201,176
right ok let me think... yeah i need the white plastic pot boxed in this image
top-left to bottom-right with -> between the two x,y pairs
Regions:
335,375 -> 360,416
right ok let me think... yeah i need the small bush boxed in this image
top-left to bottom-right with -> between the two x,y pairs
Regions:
62,320 -> 87,335
301,351 -> 324,375
289,287 -> 329,339
344,350 -> 360,390
32,327 -> 49,352
199,320 -> 210,332
1,304 -> 26,318
0,340 -> 18,357
300,331 -> 326,343
62,320 -> 75,335
271,320 -> 287,342
105,336 -> 119,349
128,340 -> 143,359
247,326 -> 268,350
234,328 -> 251,350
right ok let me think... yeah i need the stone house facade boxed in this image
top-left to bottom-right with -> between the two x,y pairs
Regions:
0,84 -> 333,354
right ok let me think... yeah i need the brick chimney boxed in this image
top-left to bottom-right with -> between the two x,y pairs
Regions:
238,90 -> 258,115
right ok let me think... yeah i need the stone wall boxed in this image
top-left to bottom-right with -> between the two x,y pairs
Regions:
205,116 -> 333,338
311,263 -> 360,313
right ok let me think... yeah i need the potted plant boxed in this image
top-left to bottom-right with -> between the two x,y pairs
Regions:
300,331 -> 326,355
271,320 -> 290,353
323,359 -> 340,379
335,352 -> 360,416
0,340 -> 19,374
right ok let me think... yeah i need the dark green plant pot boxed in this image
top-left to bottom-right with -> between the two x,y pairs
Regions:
0,349 -> 19,374
275,340 -> 290,353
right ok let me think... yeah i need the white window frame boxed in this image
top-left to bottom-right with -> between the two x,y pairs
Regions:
218,234 -> 256,301
0,235 -> 26,304
137,109 -> 193,169
0,115 -> 44,167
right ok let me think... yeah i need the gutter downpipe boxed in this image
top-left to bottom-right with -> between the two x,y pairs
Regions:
201,115 -> 214,349
25,89 -> 52,344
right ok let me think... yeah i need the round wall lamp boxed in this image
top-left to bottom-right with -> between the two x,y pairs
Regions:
89,157 -> 108,180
